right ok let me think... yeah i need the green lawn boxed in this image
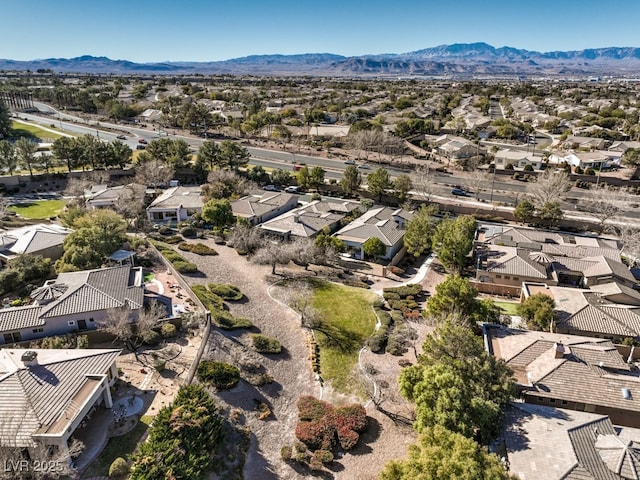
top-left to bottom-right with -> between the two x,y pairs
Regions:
11,120 -> 66,140
310,279 -> 377,395
8,199 -> 65,219
81,415 -> 153,478
493,300 -> 520,316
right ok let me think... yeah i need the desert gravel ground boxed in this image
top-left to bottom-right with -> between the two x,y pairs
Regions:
176,238 -> 438,479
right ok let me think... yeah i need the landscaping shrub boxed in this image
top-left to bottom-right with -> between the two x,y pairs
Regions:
374,308 -> 392,327
250,334 -> 282,354
143,330 -> 160,346
390,310 -> 405,323
173,260 -> 199,274
382,291 -> 401,301
208,283 -> 243,301
179,225 -> 196,238
386,323 -> 418,356
383,284 -> 422,298
281,445 -> 293,461
178,242 -> 218,256
109,457 -> 129,478
298,396 -> 333,422
367,327 -> 388,353
191,285 -> 224,311
213,310 -> 253,330
197,361 -> 240,390
161,322 -> 177,338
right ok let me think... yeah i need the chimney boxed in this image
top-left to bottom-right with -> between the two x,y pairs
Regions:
21,351 -> 38,367
553,342 -> 565,359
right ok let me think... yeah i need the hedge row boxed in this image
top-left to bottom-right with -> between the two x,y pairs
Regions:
250,334 -> 282,354
178,242 -> 218,256
197,360 -> 240,390
208,283 -> 243,301
382,283 -> 422,299
151,240 -> 199,274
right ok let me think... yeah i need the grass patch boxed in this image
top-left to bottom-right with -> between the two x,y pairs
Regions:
8,199 -> 65,219
309,279 -> 377,395
11,120 -> 66,140
143,272 -> 155,282
493,300 -> 520,316
81,415 -> 153,478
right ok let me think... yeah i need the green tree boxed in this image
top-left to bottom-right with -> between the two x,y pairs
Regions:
536,201 -> 564,227
315,229 -> 346,252
270,168 -> 291,186
367,167 -> 391,202
380,425 -> 512,480
145,137 -> 191,168
201,198 -> 234,231
15,137 -> 38,176
0,139 -> 18,175
514,199 -> 536,225
340,165 -> 362,196
404,204 -> 438,257
399,321 -> 513,444
393,174 -> 412,203
130,385 -> 224,480
297,165 -> 311,190
623,148 -> 640,168
310,166 -> 326,191
55,210 -> 127,272
363,237 -> 386,258
518,293 -> 556,331
196,140 -> 221,171
0,99 -> 10,140
218,140 -> 249,170
432,215 -> 476,272
51,136 -> 80,172
425,274 -> 479,320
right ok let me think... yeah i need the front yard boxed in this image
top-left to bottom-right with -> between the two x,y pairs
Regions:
8,199 -> 65,219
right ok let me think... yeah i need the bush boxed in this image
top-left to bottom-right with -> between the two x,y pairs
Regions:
523,164 -> 534,172
197,361 -> 240,390
504,163 -> 514,170
109,457 -> 129,478
191,285 -> 224,311
281,444 -> 293,461
367,328 -> 388,353
179,225 -> 196,237
178,242 -> 218,256
161,322 -> 177,338
384,284 -> 422,298
382,291 -> 400,301
173,260 -> 198,273
250,334 -> 282,354
374,308 -> 392,327
208,283 -> 243,301
213,310 -> 253,329
143,330 -> 161,346
585,167 -> 596,175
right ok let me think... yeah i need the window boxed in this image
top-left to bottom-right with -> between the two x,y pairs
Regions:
89,318 -> 94,322
504,276 -> 511,280
32,328 -> 43,333
495,275 -> 502,279
68,321 -> 75,326
549,398 -> 556,404
561,400 -> 568,406
512,277 -> 519,281
537,397 -> 544,402
4,332 -> 21,343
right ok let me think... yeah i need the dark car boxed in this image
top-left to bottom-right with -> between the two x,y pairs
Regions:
451,188 -> 468,196
136,145 -> 146,150
116,134 -> 127,140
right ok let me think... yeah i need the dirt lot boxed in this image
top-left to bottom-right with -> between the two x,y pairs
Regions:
171,239 -> 448,479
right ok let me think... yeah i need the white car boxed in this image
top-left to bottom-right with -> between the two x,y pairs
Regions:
284,186 -> 299,193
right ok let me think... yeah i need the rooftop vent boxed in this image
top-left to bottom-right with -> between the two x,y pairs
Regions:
622,388 -> 632,400
21,351 -> 38,366
554,342 -> 565,359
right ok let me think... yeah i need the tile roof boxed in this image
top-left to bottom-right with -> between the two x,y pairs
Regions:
488,327 -> 640,419
0,348 -> 120,446
0,224 -> 71,257
483,246 -> 548,278
231,192 -> 296,219
558,292 -> 640,338
0,265 -> 143,332
147,186 -> 204,210
335,207 -> 413,247
260,200 -> 354,238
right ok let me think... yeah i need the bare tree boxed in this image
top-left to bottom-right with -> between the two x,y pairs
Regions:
99,301 -> 167,360
227,222 -> 264,254
251,241 -> 292,275
527,169 -> 572,206
63,176 -> 92,207
114,184 -> 147,229
202,169 -> 257,200
612,224 -> 640,267
579,184 -> 628,226
414,165 -> 438,202
0,407 -> 84,480
279,280 -> 321,328
134,157 -> 175,190
465,169 -> 491,200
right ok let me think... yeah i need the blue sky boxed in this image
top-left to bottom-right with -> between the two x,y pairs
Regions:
3,0 -> 640,62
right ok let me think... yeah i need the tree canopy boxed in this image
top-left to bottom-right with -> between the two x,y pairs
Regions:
432,215 -> 476,272
201,198 -> 234,231
399,321 -> 513,445
340,165 -> 362,196
367,167 -> 392,201
380,425 -> 512,480
517,293 -> 555,331
363,237 -> 386,258
404,204 -> 438,257
55,209 -> 127,272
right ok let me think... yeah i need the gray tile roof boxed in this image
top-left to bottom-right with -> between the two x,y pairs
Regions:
483,247 -> 549,278
260,200 -> 348,238
335,207 -> 413,247
0,266 -> 143,333
558,292 -> 640,338
231,192 -> 296,219
0,224 -> 71,257
0,348 -> 120,447
147,186 -> 204,210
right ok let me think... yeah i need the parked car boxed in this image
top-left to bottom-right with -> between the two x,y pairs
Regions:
284,186 -> 299,193
293,164 -> 305,171
136,145 -> 146,150
116,134 -> 127,140
344,160 -> 356,165
138,138 -> 148,144
263,184 -> 279,191
357,164 -> 370,170
451,188 -> 468,196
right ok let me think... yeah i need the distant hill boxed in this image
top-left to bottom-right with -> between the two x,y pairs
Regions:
2,43 -> 640,77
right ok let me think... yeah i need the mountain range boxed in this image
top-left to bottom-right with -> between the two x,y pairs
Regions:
2,43 -> 640,77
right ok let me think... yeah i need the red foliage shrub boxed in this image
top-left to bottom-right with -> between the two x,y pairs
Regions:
297,396 -> 333,422
337,426 -> 360,450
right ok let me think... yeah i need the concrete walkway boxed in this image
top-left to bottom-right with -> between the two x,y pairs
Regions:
372,252 -> 436,295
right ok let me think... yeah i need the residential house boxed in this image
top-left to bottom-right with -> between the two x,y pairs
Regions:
0,265 -> 144,345
231,192 -> 298,225
0,348 -> 120,461
504,402 -> 640,480
260,199 -> 360,240
334,206 -> 413,260
434,134 -> 478,160
609,141 -> 640,154
485,325 -> 640,428
0,224 -> 72,265
146,186 -> 204,223
548,150 -> 620,170
494,149 -> 542,170
86,184 -> 146,210
561,135 -> 607,151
